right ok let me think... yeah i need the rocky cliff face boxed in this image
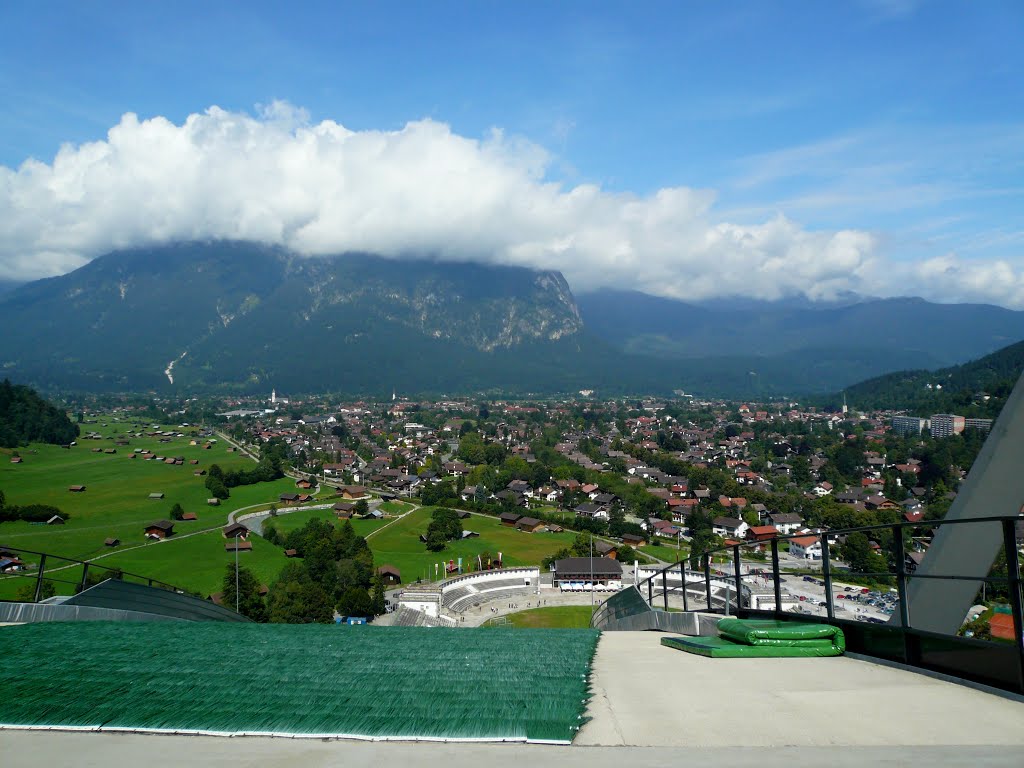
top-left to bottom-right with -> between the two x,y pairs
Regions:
0,241 -> 587,392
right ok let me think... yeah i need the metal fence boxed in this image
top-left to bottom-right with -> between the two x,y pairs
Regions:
0,544 -> 187,602
598,514 -> 1024,695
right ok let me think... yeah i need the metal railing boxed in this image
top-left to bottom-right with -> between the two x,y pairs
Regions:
597,514 -> 1024,695
0,544 -> 187,602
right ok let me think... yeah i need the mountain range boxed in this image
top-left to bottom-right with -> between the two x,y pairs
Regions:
1,241 -> 1023,398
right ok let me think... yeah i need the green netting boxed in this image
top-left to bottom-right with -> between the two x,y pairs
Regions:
717,618 -> 845,650
0,623 -> 600,743
660,635 -> 845,658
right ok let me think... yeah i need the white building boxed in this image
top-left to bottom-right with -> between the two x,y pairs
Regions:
789,534 -> 823,560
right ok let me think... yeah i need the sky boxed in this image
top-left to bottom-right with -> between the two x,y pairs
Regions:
0,1 -> 1022,306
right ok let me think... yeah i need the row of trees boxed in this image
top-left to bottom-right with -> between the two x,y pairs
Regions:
0,489 -> 68,523
255,518 -> 386,622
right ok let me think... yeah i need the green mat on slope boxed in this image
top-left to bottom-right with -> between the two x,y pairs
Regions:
0,622 -> 600,743
718,618 -> 845,649
661,618 -> 845,658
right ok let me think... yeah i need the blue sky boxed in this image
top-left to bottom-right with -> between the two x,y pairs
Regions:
0,1 -> 1022,305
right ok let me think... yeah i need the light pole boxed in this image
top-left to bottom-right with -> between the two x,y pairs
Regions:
590,532 -> 595,614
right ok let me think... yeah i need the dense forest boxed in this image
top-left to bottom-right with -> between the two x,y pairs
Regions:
0,379 -> 79,448
825,339 -> 1024,416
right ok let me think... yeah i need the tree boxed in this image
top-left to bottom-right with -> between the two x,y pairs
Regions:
267,562 -> 334,624
337,586 -> 374,618
370,573 -> 386,616
169,503 -> 185,521
221,563 -> 268,622
354,498 -> 370,517
16,580 -> 55,601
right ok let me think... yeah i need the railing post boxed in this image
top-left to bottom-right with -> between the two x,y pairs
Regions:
1001,518 -> 1024,692
733,544 -> 743,614
662,570 -> 669,612
893,525 -> 910,630
79,562 -> 90,593
821,532 -> 835,621
33,553 -> 47,603
647,576 -> 653,606
704,555 -> 713,611
771,538 -> 783,619
680,560 -> 689,612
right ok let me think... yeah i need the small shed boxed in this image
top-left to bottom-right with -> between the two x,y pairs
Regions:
181,512 -> 198,521
376,564 -> 402,586
207,498 -> 221,506
104,537 -> 120,547
284,549 -> 299,558
144,520 -> 175,539
46,515 -> 65,525
148,492 -> 165,500
225,540 -> 253,553
68,485 -> 87,493
10,457 -> 22,464
223,522 -> 248,539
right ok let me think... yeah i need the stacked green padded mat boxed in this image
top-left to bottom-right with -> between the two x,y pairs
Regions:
660,618 -> 845,658
0,622 -> 600,743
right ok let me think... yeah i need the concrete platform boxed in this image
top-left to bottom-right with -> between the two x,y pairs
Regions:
578,632 -> 1024,748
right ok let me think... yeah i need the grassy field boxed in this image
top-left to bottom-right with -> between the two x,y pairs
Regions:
0,417 -> 306,598
640,543 -> 688,563
264,507 -> 390,538
368,507 -> 576,584
502,605 -> 595,629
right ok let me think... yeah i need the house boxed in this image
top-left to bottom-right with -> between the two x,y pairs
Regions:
574,502 -> 608,520
788,534 -> 822,560
746,525 -> 780,543
68,485 -> 86,493
515,517 -> 545,533
181,512 -> 198,521
865,495 -> 898,511
144,520 -> 174,539
621,533 -> 647,548
376,564 -> 402,586
148,492 -> 164,500
712,517 -> 748,539
594,540 -> 618,559
104,537 -> 120,547
552,557 -> 622,586
461,530 -> 480,539
499,512 -> 522,527
811,481 -> 833,497
223,522 -> 248,539
279,493 -> 300,505
225,540 -> 252,553
336,486 -> 367,500
284,549 -> 299,558
0,555 -> 26,573
296,479 -> 314,490
334,502 -> 355,518
768,512 -> 804,535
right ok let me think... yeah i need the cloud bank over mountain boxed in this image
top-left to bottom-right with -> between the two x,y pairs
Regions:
1,102 -> 1021,307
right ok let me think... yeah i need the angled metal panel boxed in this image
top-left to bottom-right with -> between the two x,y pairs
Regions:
900,370 -> 1024,634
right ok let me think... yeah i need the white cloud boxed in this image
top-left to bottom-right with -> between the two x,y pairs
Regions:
1,102 -> 1023,308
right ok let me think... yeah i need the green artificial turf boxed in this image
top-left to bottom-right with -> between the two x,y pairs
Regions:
0,622 -> 600,743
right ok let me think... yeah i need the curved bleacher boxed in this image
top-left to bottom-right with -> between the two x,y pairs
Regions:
439,568 -> 539,614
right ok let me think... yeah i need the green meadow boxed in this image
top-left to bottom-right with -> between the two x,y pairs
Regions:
263,507 -> 391,538
367,506 -> 576,584
0,418 -> 302,598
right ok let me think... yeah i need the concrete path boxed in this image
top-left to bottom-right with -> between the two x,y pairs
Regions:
2,731 -> 1023,767
578,631 -> 1024,748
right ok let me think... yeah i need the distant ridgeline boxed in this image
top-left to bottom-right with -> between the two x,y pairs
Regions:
824,339 -> 1024,417
0,379 -> 79,448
